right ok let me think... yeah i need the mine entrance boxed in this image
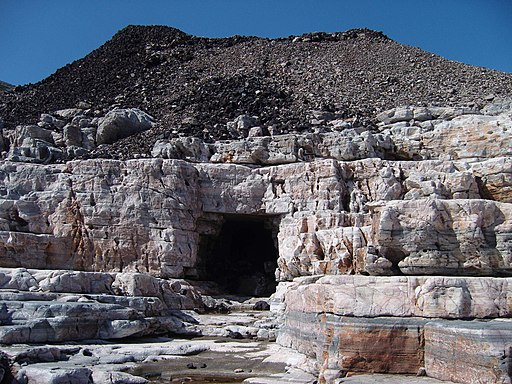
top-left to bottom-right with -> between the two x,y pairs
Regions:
198,215 -> 279,297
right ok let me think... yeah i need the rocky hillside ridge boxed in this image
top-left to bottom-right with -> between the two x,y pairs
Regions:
1,25 -> 512,161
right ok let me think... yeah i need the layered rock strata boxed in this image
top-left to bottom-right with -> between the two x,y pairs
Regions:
1,153 -> 510,280
0,268 -> 205,344
0,101 -> 511,383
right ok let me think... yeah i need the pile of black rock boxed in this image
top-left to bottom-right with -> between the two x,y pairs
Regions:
1,25 -> 512,160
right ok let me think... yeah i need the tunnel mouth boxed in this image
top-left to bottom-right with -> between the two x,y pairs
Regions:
197,215 -> 279,297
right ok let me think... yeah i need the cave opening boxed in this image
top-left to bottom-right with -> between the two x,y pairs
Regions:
198,215 -> 279,297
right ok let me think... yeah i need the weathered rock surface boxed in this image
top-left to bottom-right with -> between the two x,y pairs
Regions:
0,311 -> 296,384
1,156 -> 510,281
0,268 -> 205,344
283,275 -> 512,319
279,313 -> 427,375
0,159 -> 201,277
3,107 -> 153,163
96,108 -> 154,145
277,277 -> 512,379
425,320 -> 512,384
4,339 -> 210,384
370,198 -> 512,276
155,128 -> 393,165
0,102 -> 511,382
337,374 -> 456,384
1,26 -> 512,383
151,105 -> 512,167
380,108 -> 512,161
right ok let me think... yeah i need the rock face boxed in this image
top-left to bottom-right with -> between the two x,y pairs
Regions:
424,321 -> 512,384
0,100 -> 511,383
2,25 -> 512,384
1,157 -> 508,281
0,268 -> 204,344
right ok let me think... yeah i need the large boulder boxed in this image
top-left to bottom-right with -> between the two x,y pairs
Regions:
96,108 -> 153,145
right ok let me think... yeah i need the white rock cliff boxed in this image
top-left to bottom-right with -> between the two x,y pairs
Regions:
1,101 -> 512,383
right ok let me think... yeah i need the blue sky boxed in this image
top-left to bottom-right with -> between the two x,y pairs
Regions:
1,0 -> 511,85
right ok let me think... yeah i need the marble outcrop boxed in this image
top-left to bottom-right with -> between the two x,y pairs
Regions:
0,268 -> 204,344
1,100 -> 512,383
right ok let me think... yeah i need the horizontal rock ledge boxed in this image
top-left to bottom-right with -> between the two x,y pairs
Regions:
278,312 -> 512,382
278,313 -> 428,375
425,320 -> 512,384
284,275 -> 512,319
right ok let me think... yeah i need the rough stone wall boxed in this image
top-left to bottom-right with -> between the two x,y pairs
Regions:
2,102 -> 512,383
1,147 -> 511,281
3,156 -> 508,280
0,159 -> 202,278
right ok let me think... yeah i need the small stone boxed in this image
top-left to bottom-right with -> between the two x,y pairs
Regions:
77,101 -> 92,109
182,117 -> 199,125
248,126 -> 263,138
40,114 -> 54,124
253,301 -> 270,311
234,368 -> 244,373
228,331 -> 244,340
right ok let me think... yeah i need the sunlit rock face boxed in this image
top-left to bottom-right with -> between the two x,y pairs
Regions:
0,159 -> 201,278
2,23 -> 512,383
1,100 -> 512,383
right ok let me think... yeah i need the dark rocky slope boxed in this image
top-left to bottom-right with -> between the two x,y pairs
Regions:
1,25 -> 512,159
0,80 -> 14,93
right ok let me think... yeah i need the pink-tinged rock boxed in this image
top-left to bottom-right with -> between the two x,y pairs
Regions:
470,157 -> 512,203
278,312 -> 427,376
276,211 -> 371,280
284,275 -> 512,319
0,159 -> 201,278
369,198 -> 512,276
383,111 -> 512,160
0,156 -> 510,281
425,320 -> 512,384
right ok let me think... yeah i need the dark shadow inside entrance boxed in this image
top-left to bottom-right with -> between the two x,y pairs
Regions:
198,216 -> 278,297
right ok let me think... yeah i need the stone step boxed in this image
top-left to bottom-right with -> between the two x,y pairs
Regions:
0,268 -> 205,311
278,312 -> 512,383
285,275 -> 512,319
0,318 -> 111,344
0,314 -> 194,344
425,320 -> 512,383
1,300 -> 140,321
